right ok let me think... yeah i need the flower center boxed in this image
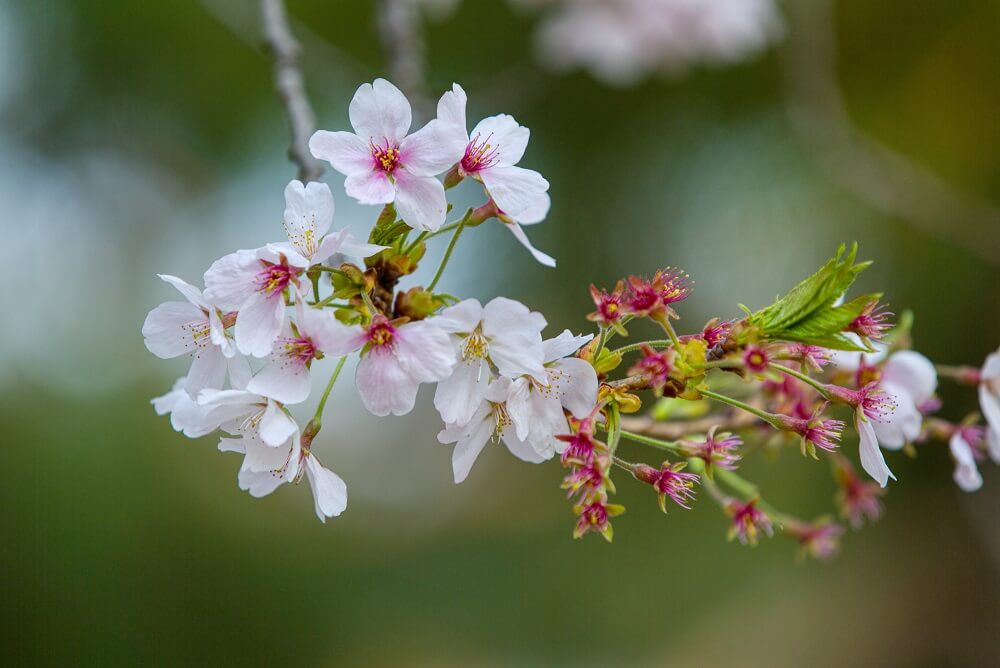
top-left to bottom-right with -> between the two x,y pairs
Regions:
462,327 -> 489,360
256,262 -> 295,296
461,133 -> 500,173
367,317 -> 396,348
281,336 -> 318,366
370,139 -> 401,174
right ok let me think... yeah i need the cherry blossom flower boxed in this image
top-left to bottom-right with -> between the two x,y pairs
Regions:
623,268 -> 691,322
833,457 -> 884,529
627,344 -> 674,395
825,382 -> 898,487
949,428 -> 984,492
152,378 -> 227,438
506,330 -> 599,456
846,299 -> 893,344
572,494 -> 624,542
317,314 -> 457,417
785,518 -> 844,560
438,377 -> 549,483
435,83 -> 553,264
219,427 -> 348,522
725,498 -> 773,545
142,274 -> 247,395
533,0 -> 784,86
978,351 -> 1000,461
309,79 -> 467,231
588,281 -> 626,326
678,427 -> 742,473
631,460 -> 699,511
774,408 -> 845,454
870,351 -> 937,449
197,387 -> 298,448
742,344 -> 770,374
272,180 -> 386,269
244,301 -> 353,405
433,297 -> 548,426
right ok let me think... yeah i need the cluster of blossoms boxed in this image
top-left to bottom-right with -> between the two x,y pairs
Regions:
145,78 -> 999,560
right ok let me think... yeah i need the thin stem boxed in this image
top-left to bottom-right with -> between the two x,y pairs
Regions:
618,429 -> 682,453
698,359 -> 744,370
611,455 -> 636,471
316,266 -> 349,278
700,389 -> 780,428
612,339 -> 672,356
360,290 -> 378,316
659,319 -> 681,348
769,362 -> 830,396
403,231 -> 429,255
427,209 -> 471,291
312,356 -> 348,424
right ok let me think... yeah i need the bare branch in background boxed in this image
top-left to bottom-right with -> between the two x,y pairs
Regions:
620,410 -> 759,440
376,0 -> 431,122
781,0 -> 1000,267
260,0 -> 323,182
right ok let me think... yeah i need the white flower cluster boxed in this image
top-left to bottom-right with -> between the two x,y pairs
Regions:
531,0 -> 784,85
143,79 -> 598,522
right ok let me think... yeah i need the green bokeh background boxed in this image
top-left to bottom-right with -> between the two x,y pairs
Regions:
3,1 -> 999,665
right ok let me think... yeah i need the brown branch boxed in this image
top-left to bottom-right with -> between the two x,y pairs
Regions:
260,0 -> 324,182
781,0 -> 1000,268
620,410 -> 759,440
375,0 -> 431,122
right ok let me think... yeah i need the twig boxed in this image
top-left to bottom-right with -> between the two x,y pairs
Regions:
620,410 -> 759,440
376,0 -> 430,122
781,0 -> 1000,268
260,0 -> 324,182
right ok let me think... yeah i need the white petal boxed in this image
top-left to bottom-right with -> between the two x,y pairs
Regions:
434,299 -> 484,334
469,114 -> 530,167
399,118 -> 468,176
871,383 -> 920,450
227,354 -> 253,390
356,349 -> 420,416
394,320 -> 457,383
542,330 -> 593,362
283,179 -> 334,254
246,358 -> 312,405
259,399 -> 298,447
987,427 -> 1000,465
217,436 -> 245,454
949,432 -> 983,492
881,351 -> 937,404
234,291 -> 285,358
142,302 -> 205,358
336,232 -> 388,260
152,380 -> 219,438
480,165 -> 549,220
393,171 -> 447,232
345,169 -> 395,205
510,192 -> 550,225
502,425 -> 550,463
979,383 -> 1000,436
209,308 -> 235,358
305,314 -> 366,357
158,274 -> 209,309
858,415 -> 896,488
305,455 -> 348,522
308,130 -> 372,175
482,297 -> 547,381
243,429 -> 294,472
185,344 -> 228,396
203,250 -> 260,310
436,83 -> 468,131
349,78 -> 411,144
238,466 -> 287,498
981,352 -> 1000,380
504,222 -> 555,267
439,408 -> 493,484
434,357 -> 491,426
505,377 -> 543,442
551,357 -> 598,419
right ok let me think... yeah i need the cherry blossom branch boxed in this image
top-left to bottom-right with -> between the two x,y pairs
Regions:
619,410 -> 758,440
781,0 -> 1000,268
260,0 -> 324,182
375,0 -> 430,121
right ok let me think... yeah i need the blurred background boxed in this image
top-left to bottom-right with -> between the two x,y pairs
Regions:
3,0 -> 999,665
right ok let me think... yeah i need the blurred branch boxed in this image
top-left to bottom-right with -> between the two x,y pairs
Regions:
260,0 -> 324,182
781,0 -> 1000,267
376,0 -> 431,121
620,410 -> 758,440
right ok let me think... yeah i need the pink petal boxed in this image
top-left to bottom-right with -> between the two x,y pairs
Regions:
393,171 -> 447,231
